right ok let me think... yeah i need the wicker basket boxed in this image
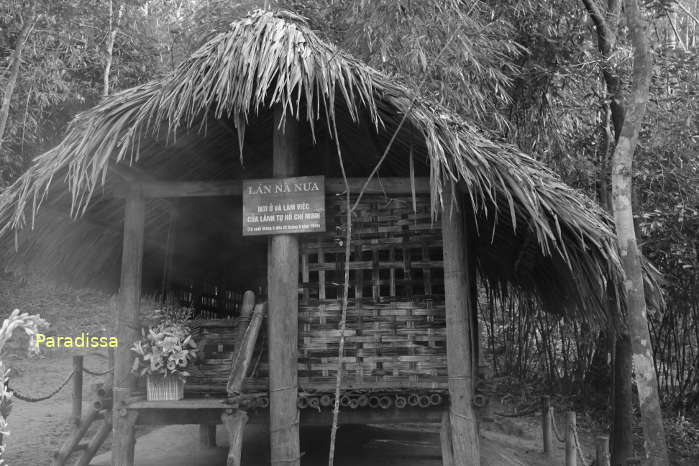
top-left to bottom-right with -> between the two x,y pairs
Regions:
146,374 -> 184,401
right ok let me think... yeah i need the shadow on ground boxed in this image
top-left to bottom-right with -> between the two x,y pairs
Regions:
90,421 -> 559,466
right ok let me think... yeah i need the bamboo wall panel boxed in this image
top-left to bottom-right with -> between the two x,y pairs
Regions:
186,195 -> 448,395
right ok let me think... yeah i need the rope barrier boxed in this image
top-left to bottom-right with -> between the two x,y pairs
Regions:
547,407 -> 592,466
549,408 -> 566,443
82,366 -> 113,376
573,425 -> 590,466
8,370 -> 74,402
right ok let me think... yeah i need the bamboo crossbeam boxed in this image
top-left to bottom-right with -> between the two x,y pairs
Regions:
113,177 -> 430,199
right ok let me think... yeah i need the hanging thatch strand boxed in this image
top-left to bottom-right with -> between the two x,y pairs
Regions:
0,10 -> 636,323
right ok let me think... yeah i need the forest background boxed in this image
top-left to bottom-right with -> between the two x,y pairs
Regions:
0,0 -> 697,462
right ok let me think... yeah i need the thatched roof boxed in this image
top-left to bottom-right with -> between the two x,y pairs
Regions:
0,10 -> 630,323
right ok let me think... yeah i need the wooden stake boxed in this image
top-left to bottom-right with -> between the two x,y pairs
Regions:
596,435 -> 610,466
268,106 -> 301,466
440,410 -> 455,466
441,180 -> 480,465
566,411 -> 576,466
112,190 -> 144,466
72,356 -> 83,428
222,410 -> 248,466
542,396 -> 552,455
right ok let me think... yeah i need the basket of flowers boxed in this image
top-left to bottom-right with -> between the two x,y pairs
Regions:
131,307 -> 198,401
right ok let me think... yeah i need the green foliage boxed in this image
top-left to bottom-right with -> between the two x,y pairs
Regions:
282,0 -> 522,130
0,0 -> 195,187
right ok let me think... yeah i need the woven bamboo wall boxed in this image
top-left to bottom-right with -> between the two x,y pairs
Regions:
187,195 -> 448,395
296,195 -> 447,391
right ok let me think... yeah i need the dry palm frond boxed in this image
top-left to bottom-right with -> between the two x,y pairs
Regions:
0,10 -> 637,323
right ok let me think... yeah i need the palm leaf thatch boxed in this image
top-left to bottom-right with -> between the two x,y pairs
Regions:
0,10 -> 633,323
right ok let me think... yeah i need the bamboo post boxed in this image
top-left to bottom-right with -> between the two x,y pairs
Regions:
106,347 -> 115,390
222,302 -> 267,461
596,435 -> 610,466
72,355 -> 83,427
441,180 -> 480,465
196,291 -> 256,448
542,395 -> 552,455
232,291 -> 255,350
227,303 -> 266,396
439,410 -> 455,466
112,190 -> 145,466
268,106 -> 301,466
566,411 -> 576,466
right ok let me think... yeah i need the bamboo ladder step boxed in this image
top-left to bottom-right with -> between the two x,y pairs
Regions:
52,406 -> 111,466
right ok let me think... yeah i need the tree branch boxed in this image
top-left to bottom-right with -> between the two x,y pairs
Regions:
581,0 -> 625,137
103,1 -> 125,97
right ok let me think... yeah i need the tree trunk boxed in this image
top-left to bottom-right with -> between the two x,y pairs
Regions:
611,334 -> 633,466
0,4 -> 36,156
612,2 -> 669,465
580,1 -> 634,461
104,1 -> 124,97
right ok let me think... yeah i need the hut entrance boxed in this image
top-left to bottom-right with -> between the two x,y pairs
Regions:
164,196 -> 267,320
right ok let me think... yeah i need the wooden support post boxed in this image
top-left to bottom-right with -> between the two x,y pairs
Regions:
222,410 -> 248,466
596,435 -> 610,466
441,180 -> 480,465
72,355 -> 83,427
268,106 -> 301,466
114,410 -> 138,466
440,410 -> 455,466
105,348 -> 115,390
542,395 -> 552,455
112,190 -> 145,466
199,424 -> 216,448
566,411 -> 576,466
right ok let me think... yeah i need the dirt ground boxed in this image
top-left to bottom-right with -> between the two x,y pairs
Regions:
3,351 -> 592,466
3,351 -> 112,465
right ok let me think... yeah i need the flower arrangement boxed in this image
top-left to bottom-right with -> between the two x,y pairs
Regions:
131,307 -> 198,380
